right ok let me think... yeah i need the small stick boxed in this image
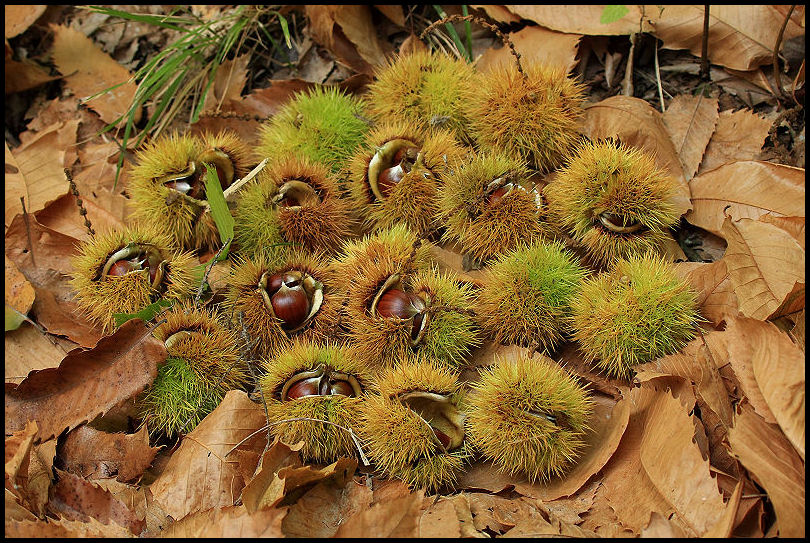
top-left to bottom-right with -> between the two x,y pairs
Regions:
653,37 -> 666,113
65,168 -> 95,237
223,158 -> 269,203
700,6 -> 711,81
192,239 -> 231,307
19,197 -> 36,268
622,33 -> 636,96
772,5 -> 797,101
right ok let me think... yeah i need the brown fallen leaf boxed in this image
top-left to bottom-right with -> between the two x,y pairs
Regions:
160,505 -> 286,537
582,95 -> 692,217
578,481 -> 636,537
728,404 -> 805,538
789,309 -> 805,353
5,254 -> 35,331
282,479 -> 372,537
724,317 -> 778,425
662,94 -> 719,181
639,388 -> 726,535
476,25 -> 582,74
374,4 -> 406,26
472,5 -> 521,24
334,487 -> 425,537
687,161 -> 804,237
50,24 -> 140,125
505,5 -> 654,35
5,5 -> 47,38
91,481 -> 171,537
698,109 -> 773,174
5,40 -> 59,94
5,421 -> 39,507
726,317 -> 805,460
428,242 -> 486,287
759,214 -> 805,250
419,497 -> 463,538
202,54 -> 250,115
721,215 -> 805,321
4,323 -> 71,385
35,193 -> 128,243
240,438 -> 305,512
6,488 -> 38,523
57,424 -> 161,483
4,121 -> 77,227
305,5 -> 379,75
674,260 -> 740,327
5,204 -> 81,277
21,438 -> 57,518
149,390 -> 267,521
4,319 -> 167,442
652,5 -> 805,71
49,468 -> 145,535
5,516 -> 134,538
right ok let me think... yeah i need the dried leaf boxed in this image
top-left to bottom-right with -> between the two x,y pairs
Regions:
653,5 -> 805,71
5,255 -> 35,331
727,317 -> 805,460
579,481 -> 636,537
662,94 -> 719,180
721,215 -> 805,320
476,25 -> 582,74
374,5 -> 405,26
471,5 -> 521,24
698,109 -> 773,174
419,497 -> 463,538
4,319 -> 167,442
305,6 -> 378,75
5,421 -> 38,497
428,243 -> 486,286
49,468 -> 145,535
149,390 -> 267,521
161,505 -> 286,537
639,389 -> 726,535
202,54 -> 250,115
674,260 -> 739,327
282,479 -> 372,537
725,317 -> 778,425
505,5 -> 654,35
4,5 -> 47,38
582,95 -> 691,217
687,161 -> 804,237
36,192 -> 127,242
641,511 -> 689,538
5,121 -> 77,227
50,24 -> 140,124
240,438 -> 304,512
758,214 -> 805,250
334,488 -> 425,537
5,516 -> 134,538
5,207 -> 82,276
5,55 -> 59,95
5,488 -> 38,523
728,404 -> 805,538
23,438 -> 57,517
4,323 -> 70,385
58,424 -> 160,482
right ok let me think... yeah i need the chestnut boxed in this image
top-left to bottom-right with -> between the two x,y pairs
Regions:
280,364 -> 362,401
258,269 -> 325,333
488,186 -> 510,206
271,284 -> 310,331
375,288 -> 423,320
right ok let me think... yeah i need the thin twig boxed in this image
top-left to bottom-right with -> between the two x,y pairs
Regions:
193,239 -> 231,307
653,37 -> 666,113
772,5 -> 797,102
19,197 -> 36,268
700,5 -> 711,80
223,158 -> 269,203
622,33 -> 636,97
65,168 -> 95,237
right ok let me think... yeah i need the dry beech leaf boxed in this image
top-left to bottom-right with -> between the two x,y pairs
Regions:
305,5 -> 380,75
428,243 -> 486,287
282,479 -> 372,538
334,488 -> 425,538
5,516 -> 134,538
635,330 -> 733,428
4,319 -> 167,442
202,54 -> 250,115
728,404 -> 805,538
58,424 -> 160,482
662,94 -> 719,181
582,95 -> 691,217
653,5 -> 805,71
698,109 -> 773,174
674,260 -> 739,327
721,215 -> 805,321
4,324 -> 71,385
149,390 -> 267,521
758,214 -> 805,250
240,438 -> 305,512
375,4 -> 406,26
472,5 -> 522,24
35,192 -> 128,242
639,388 -> 726,535
476,25 -> 582,74
419,497 -> 463,538
725,317 -> 778,425
4,121 -> 77,227
505,5 -> 654,35
458,393 -> 629,502
5,5 -> 47,38
5,254 -> 35,325
687,161 -> 804,237
50,24 -> 140,124
5,56 -> 59,95
23,438 -> 57,518
726,317 -> 805,460
49,468 -> 145,535
160,505 -> 286,537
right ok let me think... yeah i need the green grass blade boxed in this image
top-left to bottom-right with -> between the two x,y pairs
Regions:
203,164 -> 234,259
433,5 -> 471,62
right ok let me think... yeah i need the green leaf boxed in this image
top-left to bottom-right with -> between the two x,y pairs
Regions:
203,164 -> 235,259
113,299 -> 174,328
600,5 -> 629,24
278,13 -> 292,49
5,305 -> 26,332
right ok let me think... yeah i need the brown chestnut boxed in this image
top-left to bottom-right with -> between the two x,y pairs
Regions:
432,427 -> 452,450
488,186 -> 510,206
271,284 -> 310,330
106,260 -> 135,277
285,376 -> 321,400
376,289 -> 423,320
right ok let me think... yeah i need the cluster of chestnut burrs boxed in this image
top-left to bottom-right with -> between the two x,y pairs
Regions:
71,36 -> 701,491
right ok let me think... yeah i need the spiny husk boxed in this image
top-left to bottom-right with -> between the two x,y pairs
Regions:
570,253 -> 701,379
345,264 -> 480,369
333,223 -> 432,291
223,249 -> 341,358
366,50 -> 476,143
466,353 -> 593,482
438,151 -> 549,263
544,139 -> 680,268
256,85 -> 369,173
259,340 -> 375,463
152,302 -> 248,390
70,225 -> 196,332
129,131 -> 250,251
358,359 -> 471,491
477,241 -> 588,353
234,156 -> 354,258
138,357 -> 222,436
346,119 -> 465,236
198,129 -> 253,180
467,62 -> 585,172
